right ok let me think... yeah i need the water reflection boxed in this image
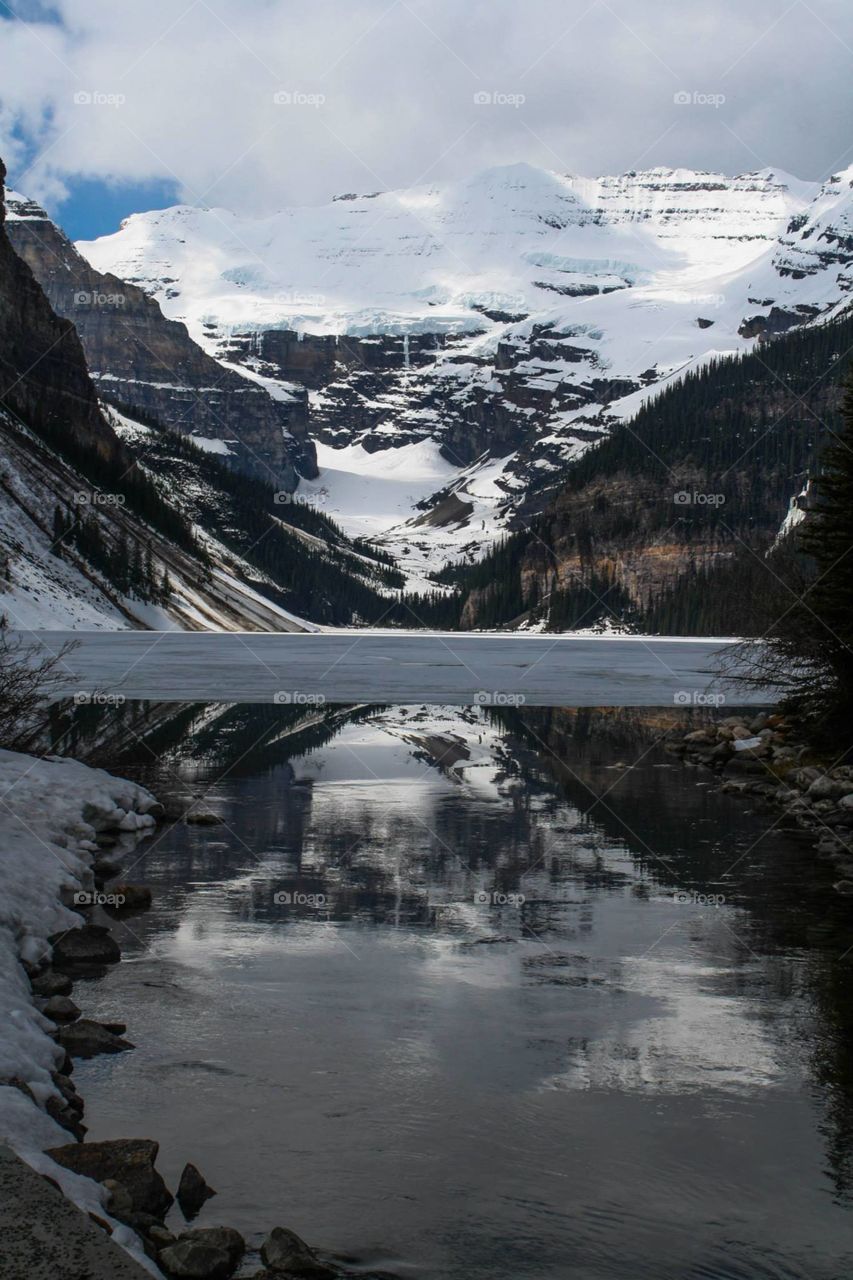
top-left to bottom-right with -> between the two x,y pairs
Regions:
66,702 -> 853,1278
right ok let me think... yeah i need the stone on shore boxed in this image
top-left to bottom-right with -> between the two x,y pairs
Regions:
158,1237 -> 233,1279
30,968 -> 73,997
177,1227 -> 244,1268
50,925 -> 120,968
55,1018 -> 134,1058
260,1226 -> 337,1277
45,1138 -> 174,1217
42,995 -> 80,1023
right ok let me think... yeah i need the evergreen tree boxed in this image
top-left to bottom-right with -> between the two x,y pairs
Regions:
753,373 -> 853,742
51,505 -> 68,558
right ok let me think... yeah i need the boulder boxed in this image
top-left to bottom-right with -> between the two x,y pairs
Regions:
50,924 -> 120,968
30,968 -> 73,997
55,1018 -> 134,1058
176,1162 -> 217,1217
791,767 -> 822,791
807,776 -> 842,800
41,995 -> 80,1023
260,1226 -> 337,1277
178,1227 -> 244,1269
45,1138 -> 174,1216
158,1238 -> 232,1279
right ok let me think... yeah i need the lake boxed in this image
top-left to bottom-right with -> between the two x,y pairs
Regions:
34,632 -> 773,707
64,699 -> 853,1280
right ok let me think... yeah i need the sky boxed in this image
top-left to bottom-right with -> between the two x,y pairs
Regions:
1,0 -> 852,240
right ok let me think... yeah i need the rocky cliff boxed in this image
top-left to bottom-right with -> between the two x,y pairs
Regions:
6,193 -> 316,490
0,160 -> 118,466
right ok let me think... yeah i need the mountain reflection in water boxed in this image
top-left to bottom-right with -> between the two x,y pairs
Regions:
64,702 -> 853,1280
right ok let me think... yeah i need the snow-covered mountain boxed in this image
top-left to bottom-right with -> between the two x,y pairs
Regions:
78,162 -> 853,576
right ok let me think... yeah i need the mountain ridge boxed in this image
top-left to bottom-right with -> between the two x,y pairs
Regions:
70,160 -> 853,576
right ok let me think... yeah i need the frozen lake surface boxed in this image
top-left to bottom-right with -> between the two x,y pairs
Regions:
34,631 -> 772,707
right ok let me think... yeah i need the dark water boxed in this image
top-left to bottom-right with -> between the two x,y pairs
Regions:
66,703 -> 853,1280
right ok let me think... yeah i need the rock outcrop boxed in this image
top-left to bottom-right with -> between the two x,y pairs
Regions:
6,192 -> 316,490
0,160 -> 119,467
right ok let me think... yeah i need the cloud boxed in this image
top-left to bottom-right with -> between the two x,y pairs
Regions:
1,0 -> 851,222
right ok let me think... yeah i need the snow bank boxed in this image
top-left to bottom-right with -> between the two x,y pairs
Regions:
0,748 -> 159,1272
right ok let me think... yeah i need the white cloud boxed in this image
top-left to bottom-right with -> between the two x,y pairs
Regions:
1,0 -> 851,218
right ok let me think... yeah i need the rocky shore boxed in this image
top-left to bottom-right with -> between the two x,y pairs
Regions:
664,710 -> 853,887
0,752 -> 368,1280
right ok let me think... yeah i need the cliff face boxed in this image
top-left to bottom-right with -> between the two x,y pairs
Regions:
452,304 -> 853,632
5,193 -> 316,490
0,161 -> 119,465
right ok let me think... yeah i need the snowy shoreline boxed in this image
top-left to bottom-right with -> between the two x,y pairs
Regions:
0,747 -> 161,1273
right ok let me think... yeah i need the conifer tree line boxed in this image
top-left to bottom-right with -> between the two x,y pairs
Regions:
51,503 -> 172,604
442,309 -> 853,635
103,401 -> 458,625
745,371 -> 853,743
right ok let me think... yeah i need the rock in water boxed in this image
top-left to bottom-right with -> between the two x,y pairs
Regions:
185,809 -> 225,826
50,924 -> 120,968
45,1138 -> 174,1216
42,994 -> 81,1023
55,1018 -> 134,1058
176,1162 -> 217,1217
158,1238 -> 233,1279
177,1227 -> 244,1268
30,968 -> 73,997
260,1226 -> 337,1277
